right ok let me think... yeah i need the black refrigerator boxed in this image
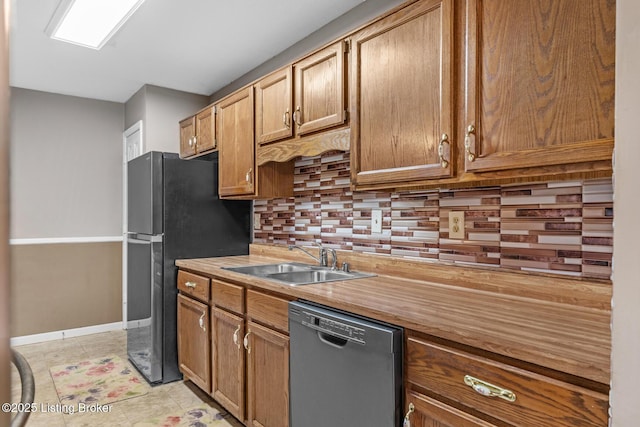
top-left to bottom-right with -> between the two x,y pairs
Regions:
126,151 -> 250,384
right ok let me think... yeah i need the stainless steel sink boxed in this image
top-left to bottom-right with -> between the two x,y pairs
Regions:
223,262 -> 312,276
222,262 -> 375,286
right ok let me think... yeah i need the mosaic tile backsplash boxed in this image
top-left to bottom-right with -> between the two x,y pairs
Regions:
254,152 -> 613,280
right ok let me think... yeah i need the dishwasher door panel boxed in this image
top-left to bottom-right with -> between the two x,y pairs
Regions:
289,301 -> 402,427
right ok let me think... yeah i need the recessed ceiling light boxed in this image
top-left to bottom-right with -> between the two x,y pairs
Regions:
46,0 -> 146,50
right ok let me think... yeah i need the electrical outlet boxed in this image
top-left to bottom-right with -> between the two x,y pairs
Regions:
371,209 -> 382,233
449,211 -> 465,239
253,213 -> 261,230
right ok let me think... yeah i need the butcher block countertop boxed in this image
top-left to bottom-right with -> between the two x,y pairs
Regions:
176,244 -> 611,386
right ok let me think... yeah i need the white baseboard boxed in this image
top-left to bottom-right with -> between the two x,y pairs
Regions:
10,321 -> 124,346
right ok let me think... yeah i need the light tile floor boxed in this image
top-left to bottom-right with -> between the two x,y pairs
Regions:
10,330 -> 244,427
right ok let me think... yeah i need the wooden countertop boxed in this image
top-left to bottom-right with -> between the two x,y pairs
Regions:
176,245 -> 611,385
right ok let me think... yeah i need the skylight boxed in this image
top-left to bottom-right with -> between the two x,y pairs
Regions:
46,0 -> 145,50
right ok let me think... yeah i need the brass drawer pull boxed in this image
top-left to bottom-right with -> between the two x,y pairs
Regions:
465,124 -> 476,161
403,402 -> 415,427
464,375 -> 516,402
243,331 -> 252,354
438,133 -> 450,168
283,108 -> 290,128
198,312 -> 206,332
292,106 -> 302,128
185,281 -> 197,289
232,325 -> 241,349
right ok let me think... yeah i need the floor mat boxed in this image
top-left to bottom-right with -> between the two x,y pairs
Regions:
133,406 -> 235,427
50,355 -> 149,406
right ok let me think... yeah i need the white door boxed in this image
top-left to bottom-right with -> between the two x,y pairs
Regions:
122,121 -> 144,326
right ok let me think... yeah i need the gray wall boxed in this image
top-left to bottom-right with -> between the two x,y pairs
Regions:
210,0 -> 405,101
125,84 -> 209,154
10,88 -> 124,239
9,88 -> 125,337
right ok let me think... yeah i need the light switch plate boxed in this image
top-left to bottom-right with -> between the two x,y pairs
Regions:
371,209 -> 382,233
253,213 -> 261,230
449,211 -> 465,239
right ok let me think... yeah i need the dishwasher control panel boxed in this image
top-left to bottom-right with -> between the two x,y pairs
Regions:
302,311 -> 366,344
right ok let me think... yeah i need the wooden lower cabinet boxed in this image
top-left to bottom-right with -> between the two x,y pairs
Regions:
404,390 -> 495,427
178,271 -> 290,427
211,307 -> 245,421
177,294 -> 211,393
405,332 -> 609,427
245,320 -> 289,427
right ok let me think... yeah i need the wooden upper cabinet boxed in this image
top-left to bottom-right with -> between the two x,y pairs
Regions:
255,67 -> 293,145
180,105 -> 216,158
463,0 -> 615,175
255,40 -> 347,148
350,0 -> 455,190
217,87 -> 255,197
293,40 -> 346,136
179,116 -> 196,158
195,106 -> 216,153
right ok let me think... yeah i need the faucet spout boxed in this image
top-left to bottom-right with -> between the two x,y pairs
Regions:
288,243 -> 327,267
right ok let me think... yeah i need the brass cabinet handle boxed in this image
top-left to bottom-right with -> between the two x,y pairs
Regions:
243,331 -> 252,354
403,402 -> 415,426
438,133 -> 450,168
193,135 -> 197,146
283,108 -> 290,128
245,168 -> 253,184
232,325 -> 241,349
185,281 -> 197,289
463,375 -> 516,402
188,137 -> 194,147
465,124 -> 476,161
198,312 -> 206,332
292,106 -> 302,128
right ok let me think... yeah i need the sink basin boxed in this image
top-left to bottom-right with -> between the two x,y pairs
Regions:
223,262 -> 312,276
222,262 -> 375,286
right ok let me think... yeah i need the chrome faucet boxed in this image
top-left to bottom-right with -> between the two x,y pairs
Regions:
289,242 -> 326,266
288,242 -> 337,269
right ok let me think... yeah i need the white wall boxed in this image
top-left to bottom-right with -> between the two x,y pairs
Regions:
9,88 -> 123,239
611,0 -> 640,424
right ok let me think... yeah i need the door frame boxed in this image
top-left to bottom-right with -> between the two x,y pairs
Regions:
122,120 -> 144,326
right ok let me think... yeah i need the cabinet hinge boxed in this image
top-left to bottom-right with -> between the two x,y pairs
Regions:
344,39 -> 350,53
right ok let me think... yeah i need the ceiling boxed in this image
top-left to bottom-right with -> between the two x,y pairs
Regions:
9,0 -> 364,103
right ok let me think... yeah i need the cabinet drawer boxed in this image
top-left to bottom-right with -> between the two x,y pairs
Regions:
177,270 -> 210,302
211,279 -> 244,314
406,335 -> 608,427
246,290 -> 289,333
405,390 -> 495,427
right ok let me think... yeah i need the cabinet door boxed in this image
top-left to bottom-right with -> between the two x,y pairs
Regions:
179,116 -> 196,158
256,67 -> 293,144
218,87 -> 255,197
211,308 -> 245,421
350,0 -> 454,189
195,105 -> 216,153
177,294 -> 210,393
246,321 -> 289,427
293,40 -> 346,136
404,391 -> 496,427
463,0 -> 615,174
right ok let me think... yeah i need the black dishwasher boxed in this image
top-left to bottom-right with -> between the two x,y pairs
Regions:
289,300 -> 403,427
